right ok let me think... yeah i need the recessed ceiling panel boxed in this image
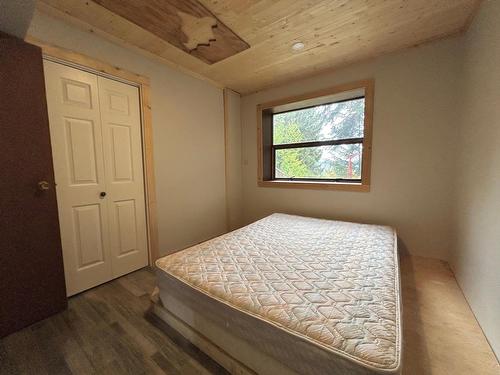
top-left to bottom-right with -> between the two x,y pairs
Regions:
92,0 -> 249,64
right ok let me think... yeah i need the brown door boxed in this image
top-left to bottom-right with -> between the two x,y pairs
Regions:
0,33 -> 67,337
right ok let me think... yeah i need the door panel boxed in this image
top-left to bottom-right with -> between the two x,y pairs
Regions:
73,204 -> 106,269
65,117 -> 99,185
108,91 -> 130,114
98,76 -> 148,277
0,35 -> 67,337
44,60 -> 112,296
61,78 -> 93,108
114,200 -> 139,256
110,124 -> 134,181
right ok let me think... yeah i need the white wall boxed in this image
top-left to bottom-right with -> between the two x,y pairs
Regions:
0,0 -> 35,38
28,11 -> 227,255
224,89 -> 243,230
241,37 -> 462,261
452,0 -> 500,358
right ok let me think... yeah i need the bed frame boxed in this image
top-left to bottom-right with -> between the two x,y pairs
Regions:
147,287 -> 257,375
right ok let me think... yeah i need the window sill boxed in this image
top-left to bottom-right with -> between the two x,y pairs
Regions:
258,180 -> 370,192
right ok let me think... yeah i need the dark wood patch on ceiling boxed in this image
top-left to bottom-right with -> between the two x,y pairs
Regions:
92,0 -> 249,64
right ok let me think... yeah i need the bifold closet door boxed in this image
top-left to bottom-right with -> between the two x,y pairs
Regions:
43,61 -> 148,296
97,76 -> 148,278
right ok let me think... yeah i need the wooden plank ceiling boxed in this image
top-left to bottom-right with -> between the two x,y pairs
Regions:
35,0 -> 481,94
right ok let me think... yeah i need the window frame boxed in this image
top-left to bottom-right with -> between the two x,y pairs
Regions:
257,79 -> 374,192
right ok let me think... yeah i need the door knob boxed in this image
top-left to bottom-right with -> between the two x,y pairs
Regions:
100,192 -> 107,198
38,181 -> 50,191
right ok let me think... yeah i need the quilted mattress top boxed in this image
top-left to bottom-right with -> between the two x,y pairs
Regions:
156,213 -> 401,372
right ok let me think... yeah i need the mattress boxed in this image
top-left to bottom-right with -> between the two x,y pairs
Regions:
156,213 -> 402,375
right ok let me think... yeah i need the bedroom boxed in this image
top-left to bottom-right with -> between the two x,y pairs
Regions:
0,0 -> 499,374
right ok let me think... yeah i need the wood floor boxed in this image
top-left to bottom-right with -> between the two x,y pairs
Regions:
0,256 -> 498,375
0,269 -> 227,375
400,256 -> 499,375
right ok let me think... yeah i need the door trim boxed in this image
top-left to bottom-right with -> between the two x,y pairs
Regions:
28,37 -> 160,265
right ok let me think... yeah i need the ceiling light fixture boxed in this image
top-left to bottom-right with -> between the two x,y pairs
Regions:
291,42 -> 305,51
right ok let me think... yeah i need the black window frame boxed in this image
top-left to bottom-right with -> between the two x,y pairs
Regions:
270,96 -> 366,183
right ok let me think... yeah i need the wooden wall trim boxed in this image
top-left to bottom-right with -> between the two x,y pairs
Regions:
223,89 -> 230,232
257,79 -> 374,192
256,104 -> 263,186
140,83 -> 160,264
27,37 -> 150,85
361,80 -> 375,188
258,79 -> 373,110
28,38 -> 161,264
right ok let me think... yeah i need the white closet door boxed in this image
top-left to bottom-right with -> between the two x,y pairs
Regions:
97,76 -> 148,278
43,60 -> 112,296
44,61 -> 148,296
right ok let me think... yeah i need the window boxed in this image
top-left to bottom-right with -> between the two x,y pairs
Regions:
258,80 -> 373,191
